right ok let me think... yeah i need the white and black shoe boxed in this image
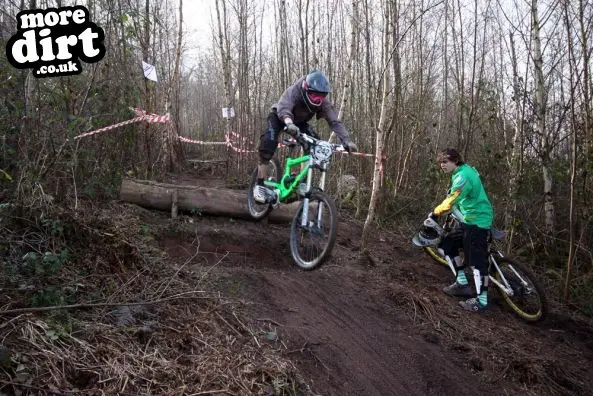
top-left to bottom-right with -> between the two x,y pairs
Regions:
253,185 -> 268,204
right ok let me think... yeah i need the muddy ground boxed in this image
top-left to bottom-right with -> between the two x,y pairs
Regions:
153,176 -> 593,396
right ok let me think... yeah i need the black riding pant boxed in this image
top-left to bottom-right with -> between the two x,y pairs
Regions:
258,110 -> 319,164
439,223 -> 489,276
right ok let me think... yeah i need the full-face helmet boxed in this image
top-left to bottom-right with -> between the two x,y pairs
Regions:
302,70 -> 331,109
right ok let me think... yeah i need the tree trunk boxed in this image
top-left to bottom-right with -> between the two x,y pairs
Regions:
361,0 -> 391,250
162,0 -> 183,173
215,0 -> 234,178
119,178 -> 299,222
578,0 -> 592,210
531,0 -> 554,233
142,0 -> 153,178
505,31 -> 526,249
329,0 -> 358,143
564,1 -> 578,301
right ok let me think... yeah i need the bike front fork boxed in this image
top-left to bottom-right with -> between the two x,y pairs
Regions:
300,166 -> 328,229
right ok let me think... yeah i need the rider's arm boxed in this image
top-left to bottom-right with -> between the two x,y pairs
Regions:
275,79 -> 302,124
433,173 -> 470,216
320,100 -> 350,143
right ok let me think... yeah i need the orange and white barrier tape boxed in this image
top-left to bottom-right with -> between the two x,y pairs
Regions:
178,136 -> 227,145
224,133 -> 256,153
72,116 -> 148,140
228,131 -> 253,145
72,107 -> 378,159
73,107 -> 171,140
131,107 -> 172,123
337,151 -> 375,158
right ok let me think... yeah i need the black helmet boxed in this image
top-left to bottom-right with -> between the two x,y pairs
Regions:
302,70 -> 331,109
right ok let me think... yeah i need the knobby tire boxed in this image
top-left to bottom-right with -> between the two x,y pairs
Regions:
289,191 -> 337,270
494,256 -> 548,322
424,246 -> 448,266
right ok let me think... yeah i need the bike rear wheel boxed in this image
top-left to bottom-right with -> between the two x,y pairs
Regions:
247,157 -> 280,220
493,256 -> 548,322
289,191 -> 337,270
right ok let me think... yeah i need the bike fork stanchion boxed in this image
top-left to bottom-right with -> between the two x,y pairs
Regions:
316,165 -> 328,226
300,165 -> 314,228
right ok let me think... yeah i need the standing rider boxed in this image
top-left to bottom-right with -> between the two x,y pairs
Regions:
253,70 -> 358,203
428,148 -> 494,313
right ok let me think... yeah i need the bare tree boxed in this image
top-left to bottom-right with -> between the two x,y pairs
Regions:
162,0 -> 184,172
562,0 -> 578,301
505,30 -> 527,248
530,0 -> 555,233
214,0 -> 234,175
329,0 -> 359,142
577,0 -> 592,209
362,0 -> 393,249
297,0 -> 310,74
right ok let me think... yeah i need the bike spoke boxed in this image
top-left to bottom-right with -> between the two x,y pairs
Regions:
290,194 -> 336,269
497,262 -> 544,320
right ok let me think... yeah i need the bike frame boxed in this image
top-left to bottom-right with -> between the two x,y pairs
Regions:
487,249 -> 530,297
263,153 -> 312,202
262,137 -> 332,228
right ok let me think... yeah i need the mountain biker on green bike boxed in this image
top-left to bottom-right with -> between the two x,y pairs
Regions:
253,70 -> 358,203
428,148 -> 494,313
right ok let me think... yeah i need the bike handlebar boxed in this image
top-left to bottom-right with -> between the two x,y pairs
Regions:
282,127 -> 346,152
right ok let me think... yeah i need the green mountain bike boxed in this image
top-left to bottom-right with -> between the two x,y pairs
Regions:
247,131 -> 345,270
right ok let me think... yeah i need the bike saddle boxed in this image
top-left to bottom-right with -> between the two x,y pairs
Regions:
490,228 -> 506,240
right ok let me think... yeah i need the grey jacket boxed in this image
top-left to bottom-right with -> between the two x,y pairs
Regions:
272,76 -> 350,143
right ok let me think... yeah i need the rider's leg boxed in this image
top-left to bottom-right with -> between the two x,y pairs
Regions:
441,229 -> 472,297
450,255 -> 467,284
459,224 -> 490,311
253,112 -> 283,203
441,228 -> 465,283
257,111 -> 284,181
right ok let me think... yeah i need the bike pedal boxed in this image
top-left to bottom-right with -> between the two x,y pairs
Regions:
266,189 -> 280,208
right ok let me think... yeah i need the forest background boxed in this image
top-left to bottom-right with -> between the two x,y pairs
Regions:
0,0 -> 592,314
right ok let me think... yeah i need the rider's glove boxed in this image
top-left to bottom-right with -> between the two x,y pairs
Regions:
285,123 -> 300,137
428,212 -> 438,220
344,141 -> 358,153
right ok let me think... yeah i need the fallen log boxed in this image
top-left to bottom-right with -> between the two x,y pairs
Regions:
119,178 -> 300,223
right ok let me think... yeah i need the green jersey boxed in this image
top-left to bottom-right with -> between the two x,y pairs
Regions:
433,163 -> 494,229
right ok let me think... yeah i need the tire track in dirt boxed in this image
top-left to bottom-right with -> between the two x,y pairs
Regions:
235,267 -> 495,396
170,215 -> 499,395
157,183 -> 593,396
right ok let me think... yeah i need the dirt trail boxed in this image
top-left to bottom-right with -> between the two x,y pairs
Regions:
235,267 -> 495,396
157,177 -> 593,396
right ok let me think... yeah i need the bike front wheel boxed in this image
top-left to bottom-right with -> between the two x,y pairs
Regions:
493,256 -> 548,322
423,246 -> 448,266
247,157 -> 280,220
289,191 -> 337,270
